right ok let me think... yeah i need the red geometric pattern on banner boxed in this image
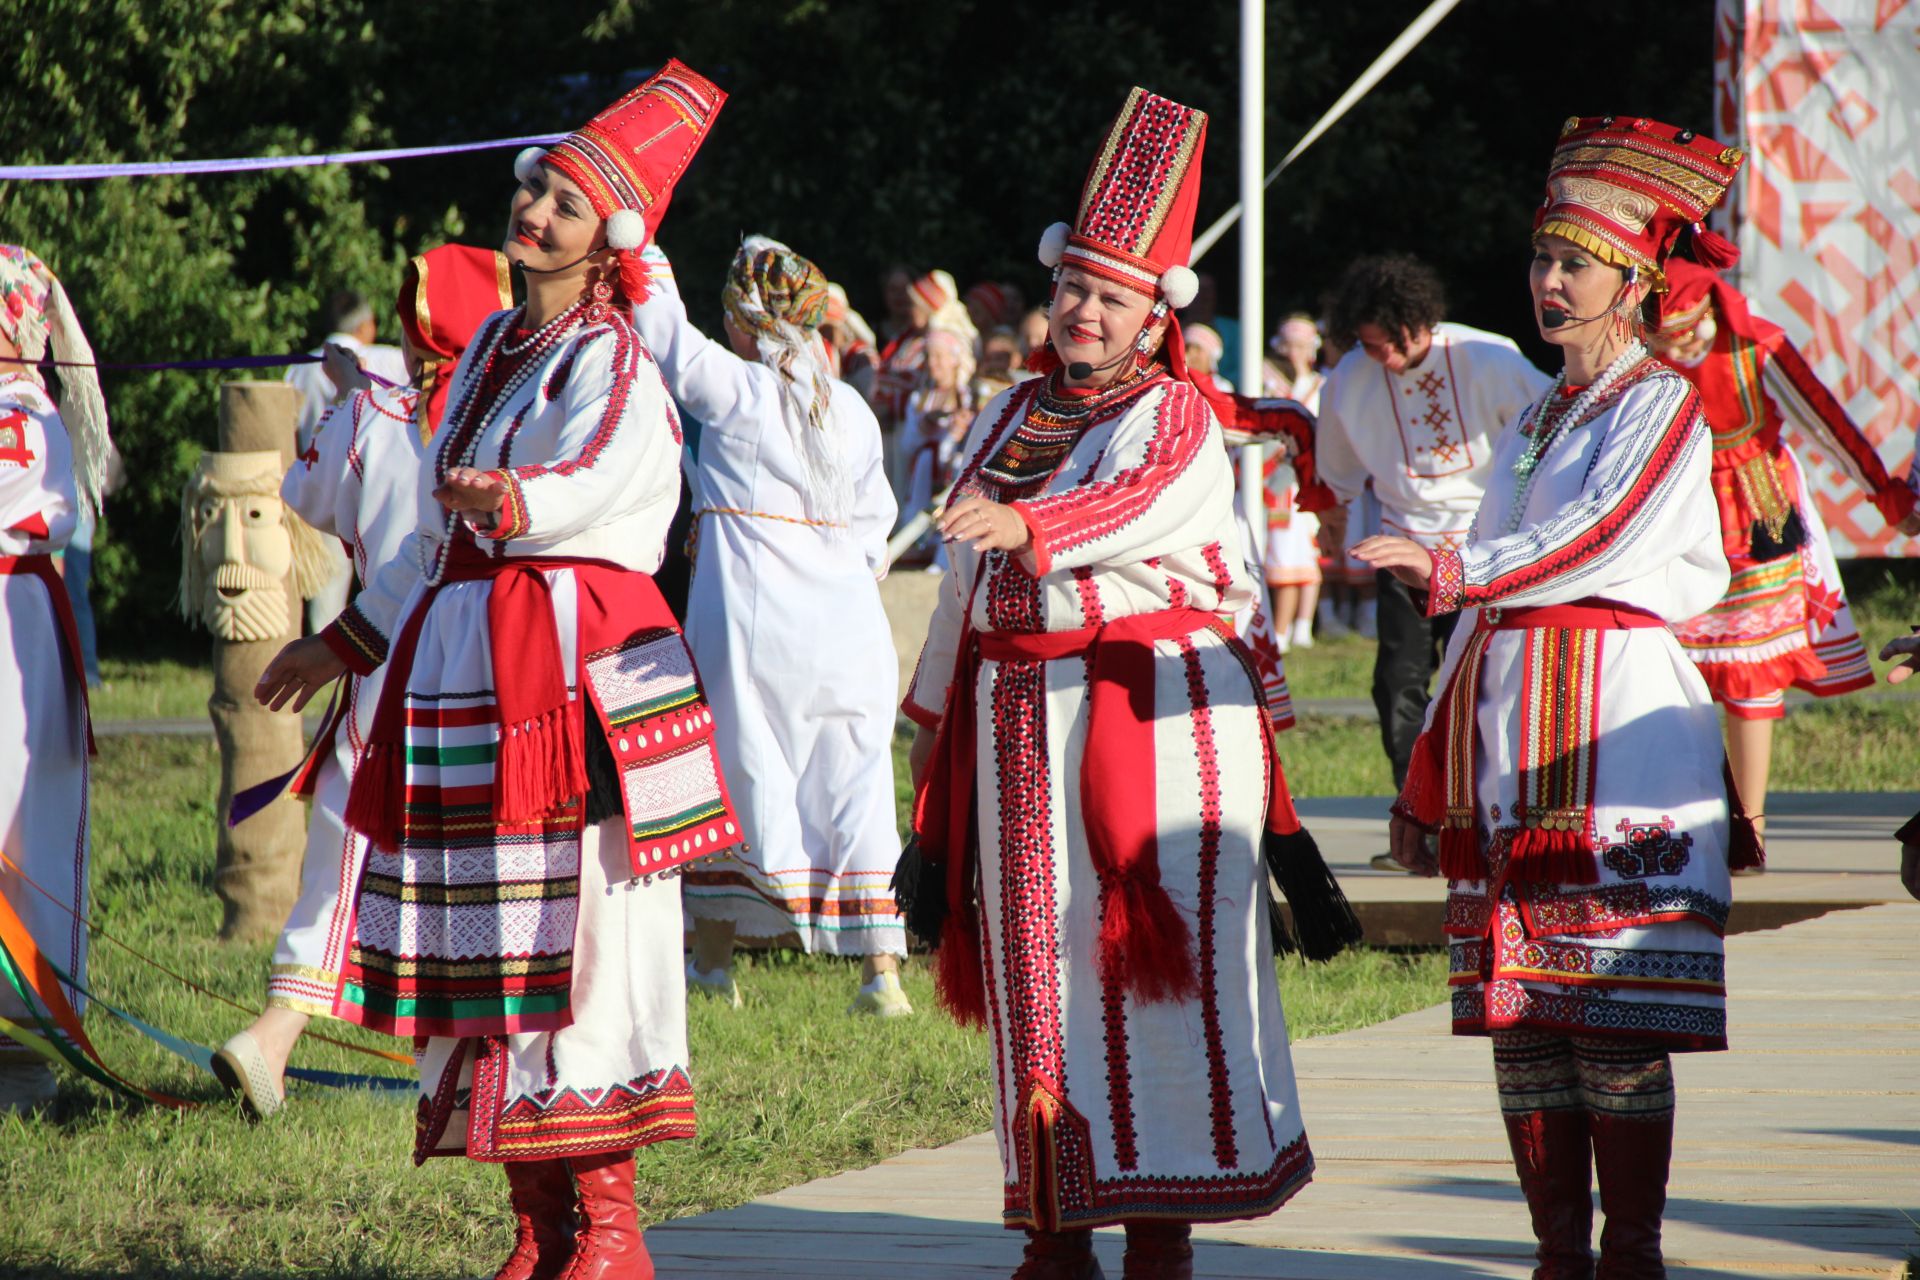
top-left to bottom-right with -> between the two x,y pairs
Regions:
1714,0 -> 1920,556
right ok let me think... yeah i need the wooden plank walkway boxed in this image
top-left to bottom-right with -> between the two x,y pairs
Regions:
651,902 -> 1920,1278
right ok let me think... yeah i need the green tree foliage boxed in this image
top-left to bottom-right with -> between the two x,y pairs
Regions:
0,0 -> 1708,644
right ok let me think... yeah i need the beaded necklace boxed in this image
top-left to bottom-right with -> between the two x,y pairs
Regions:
974,364 -> 1164,499
438,300 -> 592,480
1504,340 -> 1647,535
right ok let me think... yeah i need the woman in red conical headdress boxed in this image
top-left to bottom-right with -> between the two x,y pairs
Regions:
1357,116 -> 1757,1278
898,87 -> 1359,1280
254,61 -> 740,1280
213,243 -> 513,1120
1650,252 -> 1915,854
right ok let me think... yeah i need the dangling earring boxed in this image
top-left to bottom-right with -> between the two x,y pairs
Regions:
586,268 -> 614,323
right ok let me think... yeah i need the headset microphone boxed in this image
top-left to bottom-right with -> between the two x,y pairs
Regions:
513,248 -> 601,275
1066,348 -> 1136,381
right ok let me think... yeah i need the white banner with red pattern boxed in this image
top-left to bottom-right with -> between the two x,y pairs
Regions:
1713,0 -> 1920,556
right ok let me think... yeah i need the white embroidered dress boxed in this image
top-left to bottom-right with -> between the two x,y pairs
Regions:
905,370 -> 1312,1229
0,375 -> 88,1056
267,384 -> 427,1013
1418,361 -> 1737,1049
1315,322 -> 1550,551
630,266 -> 906,956
325,304 -> 730,1161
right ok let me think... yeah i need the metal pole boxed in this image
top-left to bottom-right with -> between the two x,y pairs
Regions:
1237,0 -> 1266,538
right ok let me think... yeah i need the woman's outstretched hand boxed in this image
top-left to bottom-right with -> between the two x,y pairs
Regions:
1353,534 -> 1434,590
434,466 -> 508,531
255,636 -> 348,713
938,496 -> 1035,568
1878,632 -> 1920,685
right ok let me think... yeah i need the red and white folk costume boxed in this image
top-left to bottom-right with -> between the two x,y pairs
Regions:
1655,258 -> 1914,719
317,62 -> 740,1195
265,244 -> 513,1016
0,246 -> 108,1106
903,91 -> 1356,1265
1397,116 -> 1751,1276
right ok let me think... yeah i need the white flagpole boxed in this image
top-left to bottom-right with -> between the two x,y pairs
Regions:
1192,0 -> 1466,265
1238,0 -> 1267,540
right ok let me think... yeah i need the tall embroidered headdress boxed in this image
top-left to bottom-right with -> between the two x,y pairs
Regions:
1534,115 -> 1745,291
0,245 -> 113,518
513,59 -> 726,306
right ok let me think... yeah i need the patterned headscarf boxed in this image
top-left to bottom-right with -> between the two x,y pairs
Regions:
0,246 -> 113,518
721,236 -> 850,528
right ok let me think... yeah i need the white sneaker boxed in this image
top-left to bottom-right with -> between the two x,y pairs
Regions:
0,1060 -> 57,1114
212,1029 -> 286,1121
685,960 -> 743,1009
847,970 -> 913,1018
1289,619 -> 1315,650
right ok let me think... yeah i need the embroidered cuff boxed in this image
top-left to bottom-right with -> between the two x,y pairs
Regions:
1008,502 -> 1051,577
1426,547 -> 1466,617
478,469 -> 529,541
1875,482 -> 1917,527
901,697 -> 942,732
321,603 -> 387,676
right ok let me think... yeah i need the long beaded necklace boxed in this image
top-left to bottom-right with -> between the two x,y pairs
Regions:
1504,339 -> 1646,534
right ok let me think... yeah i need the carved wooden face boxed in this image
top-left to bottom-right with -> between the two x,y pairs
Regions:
182,451 -> 293,641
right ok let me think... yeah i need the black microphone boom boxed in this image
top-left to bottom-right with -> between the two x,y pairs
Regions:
1067,361 -> 1093,379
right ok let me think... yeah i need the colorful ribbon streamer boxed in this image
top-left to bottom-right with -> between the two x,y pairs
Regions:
0,352 -> 404,389
0,133 -> 566,181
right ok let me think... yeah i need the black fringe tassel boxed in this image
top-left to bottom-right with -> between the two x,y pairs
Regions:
1748,509 -> 1806,562
891,835 -> 949,944
1264,826 -> 1365,961
581,709 -> 624,826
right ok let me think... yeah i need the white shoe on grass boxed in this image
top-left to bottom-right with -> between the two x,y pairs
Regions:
686,960 -> 743,1009
212,1029 -> 285,1121
847,970 -> 913,1018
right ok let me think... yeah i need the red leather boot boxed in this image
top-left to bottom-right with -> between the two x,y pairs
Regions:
491,1159 -> 577,1280
1590,1110 -> 1672,1279
556,1151 -> 653,1280
1503,1109 -> 1596,1280
1012,1227 -> 1104,1279
1122,1221 -> 1193,1279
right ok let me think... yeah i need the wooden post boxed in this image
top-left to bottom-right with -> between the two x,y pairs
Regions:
208,381 -> 306,941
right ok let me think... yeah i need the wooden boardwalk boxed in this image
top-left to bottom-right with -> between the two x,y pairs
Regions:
651,901 -> 1920,1278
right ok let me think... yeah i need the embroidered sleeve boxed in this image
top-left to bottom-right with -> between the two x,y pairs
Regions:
1008,383 -> 1226,576
320,598 -> 388,676
902,563 -> 964,727
1762,337 -> 1915,526
1449,374 -> 1715,610
281,393 -> 365,541
1224,394 -> 1338,512
482,321 -> 676,546
0,388 -> 76,556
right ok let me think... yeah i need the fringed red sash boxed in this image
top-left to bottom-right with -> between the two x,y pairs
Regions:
916,608 -> 1225,1022
1395,598 -> 1664,888
343,543 -> 608,853
0,555 -> 94,755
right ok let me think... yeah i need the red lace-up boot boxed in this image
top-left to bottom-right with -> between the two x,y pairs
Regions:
491,1159 -> 577,1280
1011,1227 -> 1104,1279
1590,1110 -> 1672,1279
1121,1221 -> 1193,1279
555,1151 -> 653,1280
1503,1108 -> 1597,1279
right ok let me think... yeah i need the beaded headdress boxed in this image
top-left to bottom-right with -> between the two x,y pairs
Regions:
513,59 -> 726,304
1534,115 -> 1744,291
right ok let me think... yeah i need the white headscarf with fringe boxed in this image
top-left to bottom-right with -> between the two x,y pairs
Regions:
722,235 -> 852,530
0,245 -> 113,519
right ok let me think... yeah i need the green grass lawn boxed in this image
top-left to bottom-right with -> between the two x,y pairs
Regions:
1,734 -> 1446,1279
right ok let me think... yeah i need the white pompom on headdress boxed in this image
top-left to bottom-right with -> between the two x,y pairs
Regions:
1158,264 -> 1198,310
512,147 -> 547,183
604,209 -> 647,253
1037,222 -> 1071,269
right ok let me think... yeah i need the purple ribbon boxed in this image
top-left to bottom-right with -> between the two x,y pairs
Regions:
0,133 -> 565,181
0,351 -> 403,389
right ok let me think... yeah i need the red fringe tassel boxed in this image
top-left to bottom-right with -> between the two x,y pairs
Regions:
1506,824 -> 1601,887
1398,729 -> 1445,828
1437,827 -> 1484,882
1098,873 -> 1199,1005
493,705 -> 587,826
343,741 -> 406,852
934,913 -> 988,1029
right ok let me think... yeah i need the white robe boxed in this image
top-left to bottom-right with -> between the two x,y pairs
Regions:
268,385 -> 426,1013
1315,322 -> 1550,550
1420,362 -> 1737,1049
0,375 -> 88,1052
906,371 -> 1311,1229
631,271 -> 905,957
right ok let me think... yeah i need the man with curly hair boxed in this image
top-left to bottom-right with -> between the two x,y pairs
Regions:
1315,255 -> 1547,845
